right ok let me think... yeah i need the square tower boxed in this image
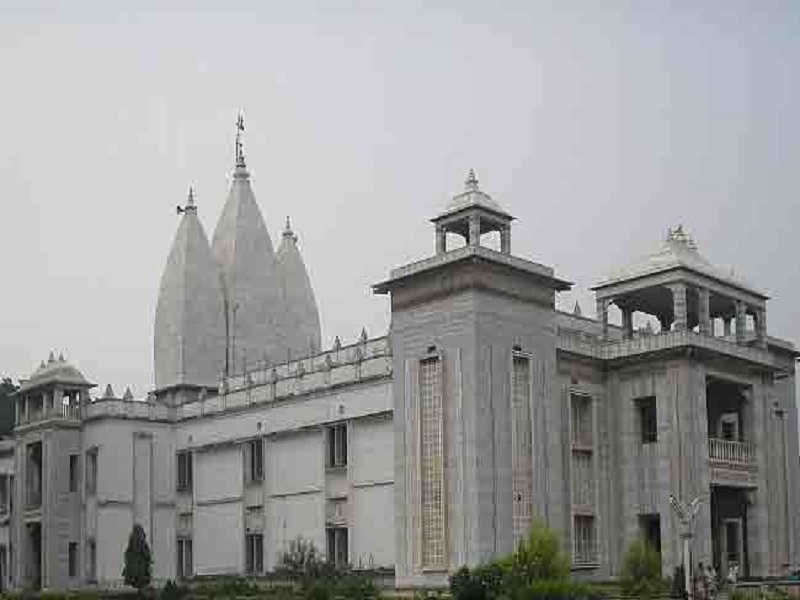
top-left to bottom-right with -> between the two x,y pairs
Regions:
374,172 -> 571,587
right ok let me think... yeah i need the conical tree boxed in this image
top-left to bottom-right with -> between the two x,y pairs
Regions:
123,523 -> 152,595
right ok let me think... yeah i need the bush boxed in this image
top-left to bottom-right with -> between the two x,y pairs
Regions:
526,580 -> 600,600
619,540 -> 667,599
730,588 -> 790,600
513,520 -> 570,582
122,523 -> 153,595
157,580 -> 184,600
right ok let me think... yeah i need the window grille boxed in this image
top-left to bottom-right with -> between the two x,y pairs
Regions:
85,448 -> 98,497
245,439 -> 264,483
326,424 -> 348,468
177,538 -> 193,579
326,527 -> 349,566
635,397 -> 657,444
177,451 -> 193,492
512,355 -> 533,546
419,356 -> 445,568
571,452 -> 593,508
570,394 -> 592,448
573,515 -> 597,565
245,533 -> 263,574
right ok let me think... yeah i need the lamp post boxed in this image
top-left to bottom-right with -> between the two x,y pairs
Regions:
670,495 -> 703,600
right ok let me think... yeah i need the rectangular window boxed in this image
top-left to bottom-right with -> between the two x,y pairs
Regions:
69,455 -> 78,493
86,538 -> 96,581
636,397 -> 658,444
419,356 -> 445,568
245,533 -> 263,575
639,514 -> 661,555
511,355 -> 533,546
245,439 -> 264,483
177,538 -> 193,579
26,442 -> 43,507
68,542 -> 78,578
570,394 -> 593,448
177,451 -> 193,493
571,452 -> 594,508
326,424 -> 348,469
573,515 -> 597,565
326,527 -> 348,566
85,448 -> 98,496
0,475 -> 8,515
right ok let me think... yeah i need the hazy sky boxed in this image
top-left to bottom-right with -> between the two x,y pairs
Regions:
1,1 -> 798,397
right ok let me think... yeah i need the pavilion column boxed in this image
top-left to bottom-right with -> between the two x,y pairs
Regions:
698,287 -> 711,335
735,301 -> 747,344
500,225 -> 511,254
435,225 -> 446,255
754,306 -> 767,348
723,318 -> 732,337
596,298 -> 609,341
468,214 -> 480,247
670,283 -> 688,331
621,306 -> 634,340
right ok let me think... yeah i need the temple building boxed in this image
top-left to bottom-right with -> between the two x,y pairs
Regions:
2,124 -> 798,592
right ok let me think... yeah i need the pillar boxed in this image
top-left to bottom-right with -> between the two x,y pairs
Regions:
468,214 -> 480,247
621,307 -> 634,340
724,318 -> 732,337
670,283 -> 688,331
500,225 -> 511,254
698,288 -> 710,335
735,301 -> 747,344
435,225 -> 446,255
755,307 -> 767,348
596,298 -> 609,341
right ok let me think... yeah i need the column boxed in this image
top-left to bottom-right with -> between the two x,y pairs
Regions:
468,214 -> 480,247
723,318 -> 732,337
735,301 -> 747,344
435,225 -> 446,255
500,225 -> 511,254
755,307 -> 767,348
621,306 -> 634,340
698,287 -> 711,335
670,283 -> 688,331
596,298 -> 609,341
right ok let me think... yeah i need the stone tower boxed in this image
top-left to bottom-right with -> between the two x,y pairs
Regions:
374,171 -> 571,587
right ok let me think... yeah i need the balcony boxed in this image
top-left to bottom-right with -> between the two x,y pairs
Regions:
18,403 -> 80,426
709,438 -> 757,488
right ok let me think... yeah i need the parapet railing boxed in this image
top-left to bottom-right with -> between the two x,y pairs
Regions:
17,403 -> 81,426
709,438 -> 755,467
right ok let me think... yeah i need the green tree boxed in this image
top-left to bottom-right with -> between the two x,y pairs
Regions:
123,523 -> 153,596
513,519 -> 570,581
0,378 -> 18,437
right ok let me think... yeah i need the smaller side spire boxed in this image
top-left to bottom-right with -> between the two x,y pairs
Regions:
177,186 -> 198,215
283,216 -> 297,241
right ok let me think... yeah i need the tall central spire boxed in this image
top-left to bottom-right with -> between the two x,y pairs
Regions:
235,110 -> 246,169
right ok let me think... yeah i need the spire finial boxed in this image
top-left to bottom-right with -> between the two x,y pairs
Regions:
283,215 -> 297,241
176,185 -> 197,215
465,168 -> 479,191
235,110 -> 246,168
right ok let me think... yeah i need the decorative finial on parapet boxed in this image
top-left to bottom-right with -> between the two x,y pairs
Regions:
359,327 -> 368,343
177,186 -> 198,215
573,301 -> 582,316
666,224 -> 697,250
333,336 -> 342,351
102,384 -> 115,399
465,168 -> 479,192
122,387 -> 133,401
235,110 -> 246,168
58,352 -> 65,362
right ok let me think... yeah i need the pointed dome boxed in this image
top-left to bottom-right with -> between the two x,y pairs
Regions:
212,163 -> 283,371
276,217 -> 322,358
154,189 -> 226,390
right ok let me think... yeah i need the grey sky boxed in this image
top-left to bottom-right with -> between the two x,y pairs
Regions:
1,1 -> 798,397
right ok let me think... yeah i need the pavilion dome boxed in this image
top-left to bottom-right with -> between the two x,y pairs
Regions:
593,225 -> 764,297
19,352 -> 93,394
438,169 -> 510,218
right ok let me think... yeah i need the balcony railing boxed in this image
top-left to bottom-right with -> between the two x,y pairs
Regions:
709,438 -> 754,467
18,403 -> 80,426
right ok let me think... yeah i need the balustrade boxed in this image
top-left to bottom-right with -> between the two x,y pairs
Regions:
709,438 -> 754,467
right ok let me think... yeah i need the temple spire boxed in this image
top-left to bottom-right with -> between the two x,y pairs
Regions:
465,168 -> 479,191
176,185 -> 197,215
235,110 -> 246,169
283,216 -> 297,241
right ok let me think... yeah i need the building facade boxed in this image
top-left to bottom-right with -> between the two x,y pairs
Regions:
5,135 -> 799,591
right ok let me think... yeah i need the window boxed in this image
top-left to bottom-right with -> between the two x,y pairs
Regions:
68,542 -> 78,578
85,448 -> 98,496
0,475 -> 8,515
69,455 -> 78,493
636,397 -> 658,444
245,439 -> 264,483
511,355 -> 533,545
86,538 -> 96,582
419,356 -> 445,568
573,515 -> 597,565
570,394 -> 593,448
177,451 -> 193,493
720,413 -> 740,441
326,424 -> 348,469
639,514 -> 661,555
26,442 -> 42,507
177,538 -> 192,579
245,533 -> 263,575
571,452 -> 594,508
326,527 -> 348,566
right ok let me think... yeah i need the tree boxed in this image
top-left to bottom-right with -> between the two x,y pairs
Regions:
0,378 -> 17,437
123,523 -> 152,595
513,519 -> 570,581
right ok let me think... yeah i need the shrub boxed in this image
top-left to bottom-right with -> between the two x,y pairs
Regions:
158,580 -> 184,600
730,588 -> 790,600
619,540 -> 666,599
526,580 -> 600,600
122,523 -> 153,595
513,520 -> 570,582
278,537 -> 327,584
